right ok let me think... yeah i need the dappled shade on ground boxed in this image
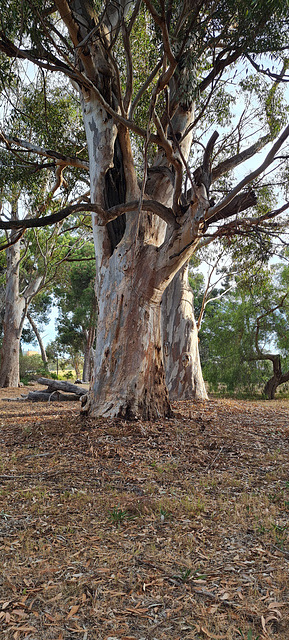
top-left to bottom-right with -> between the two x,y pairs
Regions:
0,389 -> 289,639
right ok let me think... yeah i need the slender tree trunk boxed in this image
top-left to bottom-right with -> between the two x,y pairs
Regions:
82,343 -> 91,382
162,264 -> 208,400
0,235 -> 25,387
73,356 -> 81,380
82,298 -> 97,382
82,325 -> 96,382
0,201 -> 43,387
27,312 -> 48,369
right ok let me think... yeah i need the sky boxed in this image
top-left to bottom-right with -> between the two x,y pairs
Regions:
23,305 -> 58,351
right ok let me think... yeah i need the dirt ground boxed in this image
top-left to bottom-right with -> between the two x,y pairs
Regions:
0,386 -> 289,640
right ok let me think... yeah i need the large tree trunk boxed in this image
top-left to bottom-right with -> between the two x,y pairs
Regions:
162,264 -> 208,400
80,89 -> 172,418
80,99 -> 202,418
0,235 -> 24,387
87,268 -> 171,419
61,0 -> 207,419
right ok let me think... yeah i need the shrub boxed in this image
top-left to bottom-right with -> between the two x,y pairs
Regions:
63,370 -> 73,380
19,354 -> 46,381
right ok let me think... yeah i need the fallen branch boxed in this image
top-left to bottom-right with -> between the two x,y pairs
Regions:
2,378 -> 88,402
27,390 -> 81,402
36,377 -> 87,396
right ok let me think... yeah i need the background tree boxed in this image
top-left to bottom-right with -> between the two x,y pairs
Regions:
197,262 -> 289,399
21,291 -> 54,368
0,75 -> 91,386
53,245 -> 97,381
0,208 -> 91,386
0,1 -> 289,416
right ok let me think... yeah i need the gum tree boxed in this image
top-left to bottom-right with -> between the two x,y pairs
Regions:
0,80 -> 89,387
1,0 -> 289,416
197,264 -> 289,399
0,212 -> 91,386
53,246 -> 97,381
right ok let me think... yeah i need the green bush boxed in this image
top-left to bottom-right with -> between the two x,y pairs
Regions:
63,370 -> 73,380
19,354 -> 46,381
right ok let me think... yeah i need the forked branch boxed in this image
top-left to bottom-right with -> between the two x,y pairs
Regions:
206,124 -> 289,221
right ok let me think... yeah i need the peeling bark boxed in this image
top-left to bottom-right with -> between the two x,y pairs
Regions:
83,240 -> 171,419
80,88 -> 205,417
162,264 -> 208,401
78,37 -> 176,418
57,1 -> 228,418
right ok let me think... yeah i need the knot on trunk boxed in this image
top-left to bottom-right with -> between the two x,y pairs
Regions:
80,392 -> 91,414
182,352 -> 191,367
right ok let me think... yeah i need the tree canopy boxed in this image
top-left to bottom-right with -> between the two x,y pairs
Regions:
194,256 -> 289,398
1,0 -> 289,238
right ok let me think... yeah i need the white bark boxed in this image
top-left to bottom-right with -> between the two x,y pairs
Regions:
0,235 -> 25,387
80,87 -> 206,416
162,264 -> 208,400
87,266 -> 170,418
0,222 -> 43,388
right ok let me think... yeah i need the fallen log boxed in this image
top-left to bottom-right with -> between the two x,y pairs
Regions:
28,390 -> 81,402
37,377 -> 86,397
2,378 -> 88,403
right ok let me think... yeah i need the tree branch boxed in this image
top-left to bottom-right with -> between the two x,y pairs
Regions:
105,199 -> 179,227
129,63 -> 162,118
207,190 -> 257,225
0,30 -> 160,146
212,135 -> 270,182
199,50 -> 241,94
0,135 -> 89,172
246,54 -> 289,83
206,124 -> 289,221
0,230 -> 25,252
0,199 -> 179,231
0,204 -> 99,230
199,201 -> 289,249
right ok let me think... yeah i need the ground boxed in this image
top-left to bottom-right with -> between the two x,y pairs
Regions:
0,387 -> 289,640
